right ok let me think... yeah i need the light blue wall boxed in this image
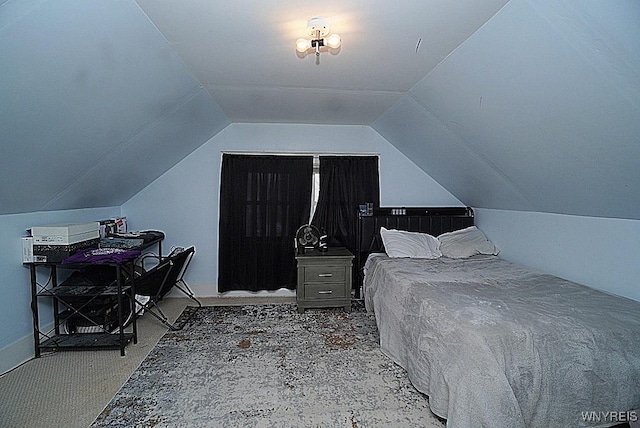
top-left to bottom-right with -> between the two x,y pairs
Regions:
0,0 -> 229,215
475,208 -> 640,303
122,123 -> 463,296
373,0 -> 640,221
0,206 -> 121,374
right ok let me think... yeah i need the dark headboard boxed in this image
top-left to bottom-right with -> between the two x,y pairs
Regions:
354,207 -> 474,296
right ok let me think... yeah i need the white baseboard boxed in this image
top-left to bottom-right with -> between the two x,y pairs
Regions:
0,321 -> 55,376
0,333 -> 36,376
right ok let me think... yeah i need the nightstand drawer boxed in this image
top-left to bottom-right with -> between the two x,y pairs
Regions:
304,282 -> 347,299
304,266 -> 346,283
296,247 -> 353,313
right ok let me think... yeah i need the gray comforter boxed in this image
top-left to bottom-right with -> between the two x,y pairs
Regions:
364,254 -> 640,428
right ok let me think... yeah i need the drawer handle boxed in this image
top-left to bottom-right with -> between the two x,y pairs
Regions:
318,290 -> 333,294
318,273 -> 333,277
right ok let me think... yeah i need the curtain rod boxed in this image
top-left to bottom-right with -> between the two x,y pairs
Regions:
221,150 -> 379,156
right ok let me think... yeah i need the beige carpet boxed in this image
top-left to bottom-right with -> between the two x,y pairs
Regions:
0,297 -> 294,428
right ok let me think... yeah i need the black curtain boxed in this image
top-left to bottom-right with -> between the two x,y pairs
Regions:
311,156 -> 380,256
218,154 -> 313,292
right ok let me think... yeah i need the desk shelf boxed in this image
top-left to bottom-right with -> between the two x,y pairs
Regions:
40,332 -> 136,351
27,236 -> 163,357
38,284 -> 132,298
31,262 -> 136,357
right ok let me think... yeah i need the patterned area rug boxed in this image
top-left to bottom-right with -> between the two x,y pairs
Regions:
92,303 -> 445,427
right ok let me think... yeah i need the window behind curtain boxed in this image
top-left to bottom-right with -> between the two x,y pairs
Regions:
218,154 -> 313,292
311,155 -> 380,257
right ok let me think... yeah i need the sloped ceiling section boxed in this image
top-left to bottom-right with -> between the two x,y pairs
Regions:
0,0 -> 230,215
374,0 -> 640,220
135,0 -> 509,125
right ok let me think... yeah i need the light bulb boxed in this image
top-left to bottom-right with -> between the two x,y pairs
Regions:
296,38 -> 311,53
326,33 -> 341,49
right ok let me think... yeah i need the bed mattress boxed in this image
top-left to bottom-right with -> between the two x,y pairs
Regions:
364,254 -> 640,428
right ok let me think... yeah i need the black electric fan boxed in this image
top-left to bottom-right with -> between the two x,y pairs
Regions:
295,224 -> 327,254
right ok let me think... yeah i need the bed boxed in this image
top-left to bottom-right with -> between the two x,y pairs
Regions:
358,208 -> 640,428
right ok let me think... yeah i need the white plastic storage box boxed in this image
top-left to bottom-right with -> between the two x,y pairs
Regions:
22,237 -> 34,263
31,222 -> 100,245
31,222 -> 100,263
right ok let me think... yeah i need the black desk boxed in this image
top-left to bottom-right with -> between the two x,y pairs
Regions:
27,237 -> 162,357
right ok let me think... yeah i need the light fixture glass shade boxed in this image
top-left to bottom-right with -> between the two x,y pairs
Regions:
326,33 -> 341,49
296,38 -> 311,53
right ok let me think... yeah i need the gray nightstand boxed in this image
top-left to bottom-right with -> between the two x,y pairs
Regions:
295,247 -> 354,314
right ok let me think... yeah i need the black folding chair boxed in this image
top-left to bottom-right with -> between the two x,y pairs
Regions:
135,246 -> 201,329
163,246 -> 201,307
133,257 -> 176,329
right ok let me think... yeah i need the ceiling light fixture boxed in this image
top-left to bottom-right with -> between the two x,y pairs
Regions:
296,17 -> 341,57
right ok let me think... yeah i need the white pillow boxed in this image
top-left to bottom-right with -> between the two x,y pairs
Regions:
379,227 -> 442,259
437,226 -> 499,259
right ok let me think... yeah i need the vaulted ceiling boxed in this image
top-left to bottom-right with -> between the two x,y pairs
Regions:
2,0 -> 639,219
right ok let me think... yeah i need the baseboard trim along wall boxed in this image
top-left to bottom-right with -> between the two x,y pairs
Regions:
0,331 -> 37,376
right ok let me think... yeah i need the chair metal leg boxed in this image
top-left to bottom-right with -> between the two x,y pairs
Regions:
136,300 -> 179,330
174,279 -> 202,308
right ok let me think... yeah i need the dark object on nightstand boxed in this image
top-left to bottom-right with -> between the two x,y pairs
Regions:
295,247 -> 353,314
318,229 -> 328,252
295,224 -> 321,254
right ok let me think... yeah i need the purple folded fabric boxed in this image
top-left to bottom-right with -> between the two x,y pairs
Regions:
62,248 -> 141,264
